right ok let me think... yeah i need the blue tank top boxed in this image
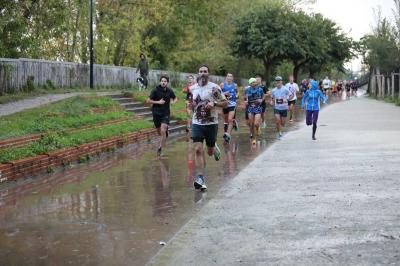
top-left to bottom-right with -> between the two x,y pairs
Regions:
223,82 -> 237,107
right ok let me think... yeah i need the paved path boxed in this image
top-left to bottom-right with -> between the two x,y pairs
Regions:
0,92 -> 119,117
149,96 -> 400,266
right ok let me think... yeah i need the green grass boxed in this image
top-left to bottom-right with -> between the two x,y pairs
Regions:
0,119 -> 153,163
370,94 -> 400,106
0,95 -> 132,140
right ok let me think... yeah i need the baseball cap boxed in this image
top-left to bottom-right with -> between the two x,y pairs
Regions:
274,76 -> 283,81
248,78 -> 257,84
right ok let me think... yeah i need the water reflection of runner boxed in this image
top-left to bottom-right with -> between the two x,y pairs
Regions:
185,142 -> 195,187
223,141 -> 238,181
301,80 -> 327,140
191,64 -> 228,191
153,159 -> 175,218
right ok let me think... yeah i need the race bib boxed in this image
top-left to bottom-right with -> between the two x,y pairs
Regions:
276,99 -> 284,104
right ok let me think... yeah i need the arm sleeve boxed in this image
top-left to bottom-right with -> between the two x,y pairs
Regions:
149,89 -> 157,100
318,91 -> 327,103
171,89 -> 176,99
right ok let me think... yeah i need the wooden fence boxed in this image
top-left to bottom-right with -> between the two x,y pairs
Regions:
369,71 -> 400,100
0,58 -> 246,94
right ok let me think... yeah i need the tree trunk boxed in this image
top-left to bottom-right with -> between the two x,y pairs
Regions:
262,58 -> 273,87
292,60 -> 308,83
70,0 -> 81,62
293,64 -> 301,83
376,67 -> 382,98
392,73 -> 395,99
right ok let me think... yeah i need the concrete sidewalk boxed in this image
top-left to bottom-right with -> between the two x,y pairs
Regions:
149,97 -> 400,266
0,92 -> 118,116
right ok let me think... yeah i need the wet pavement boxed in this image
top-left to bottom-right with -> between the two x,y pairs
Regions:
149,89 -> 400,266
0,102 -> 311,265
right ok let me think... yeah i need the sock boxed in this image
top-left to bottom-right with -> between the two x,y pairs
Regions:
224,123 -> 228,133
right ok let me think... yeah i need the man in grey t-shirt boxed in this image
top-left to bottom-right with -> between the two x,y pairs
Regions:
270,76 -> 290,140
191,64 -> 227,191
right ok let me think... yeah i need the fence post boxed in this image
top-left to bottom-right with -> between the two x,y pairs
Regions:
386,76 -> 390,99
397,73 -> 400,100
392,73 -> 395,99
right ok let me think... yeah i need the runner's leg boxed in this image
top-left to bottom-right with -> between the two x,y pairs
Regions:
254,113 -> 262,135
227,110 -> 235,136
160,123 -> 168,148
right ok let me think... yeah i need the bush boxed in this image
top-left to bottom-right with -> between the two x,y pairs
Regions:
23,76 -> 36,92
44,79 -> 56,90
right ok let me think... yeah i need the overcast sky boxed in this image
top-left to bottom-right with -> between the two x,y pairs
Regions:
303,0 -> 396,71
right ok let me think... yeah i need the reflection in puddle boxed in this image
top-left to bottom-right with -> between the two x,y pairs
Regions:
0,105 -> 309,265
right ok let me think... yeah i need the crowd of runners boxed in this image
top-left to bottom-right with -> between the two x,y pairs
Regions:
146,65 -> 360,191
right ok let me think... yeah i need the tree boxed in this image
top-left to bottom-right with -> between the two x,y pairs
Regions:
232,2 -> 298,82
231,3 -> 354,82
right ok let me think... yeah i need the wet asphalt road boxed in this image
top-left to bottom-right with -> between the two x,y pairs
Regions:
0,99 -> 315,265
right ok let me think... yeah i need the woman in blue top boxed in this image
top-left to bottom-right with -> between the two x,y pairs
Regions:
301,80 -> 328,140
220,73 -> 238,143
244,78 -> 265,145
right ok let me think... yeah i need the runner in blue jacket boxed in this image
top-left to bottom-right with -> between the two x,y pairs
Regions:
301,80 -> 327,140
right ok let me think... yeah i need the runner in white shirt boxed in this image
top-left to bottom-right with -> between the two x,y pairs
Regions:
322,76 -> 332,96
191,64 -> 228,191
285,75 -> 300,123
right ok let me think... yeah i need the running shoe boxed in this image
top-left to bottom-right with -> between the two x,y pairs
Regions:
312,135 -> 316,140
223,132 -> 231,143
261,121 -> 266,129
194,175 -> 206,190
252,138 -> 256,145
233,119 -> 239,131
289,119 -> 294,123
213,143 -> 221,161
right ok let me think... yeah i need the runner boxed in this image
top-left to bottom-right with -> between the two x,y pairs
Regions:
301,80 -> 328,140
337,80 -> 343,98
191,64 -> 228,191
285,75 -> 300,123
322,76 -> 332,96
300,79 -> 309,96
183,75 -> 196,133
351,80 -> 358,97
332,81 -> 338,101
219,73 -> 238,143
345,80 -> 351,99
270,76 -> 291,140
147,76 -> 178,157
256,74 -> 269,129
244,78 -> 265,145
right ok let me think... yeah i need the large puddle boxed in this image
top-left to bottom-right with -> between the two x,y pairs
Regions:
1,96 -> 343,265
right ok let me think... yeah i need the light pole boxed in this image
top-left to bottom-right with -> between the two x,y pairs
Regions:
89,0 -> 94,89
